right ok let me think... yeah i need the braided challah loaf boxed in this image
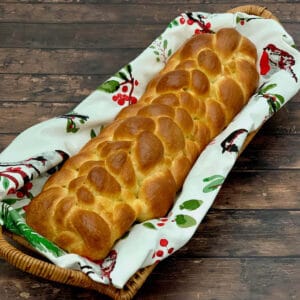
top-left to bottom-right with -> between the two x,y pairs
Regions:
26,28 -> 259,260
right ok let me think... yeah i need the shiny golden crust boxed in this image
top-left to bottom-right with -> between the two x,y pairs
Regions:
26,28 -> 259,260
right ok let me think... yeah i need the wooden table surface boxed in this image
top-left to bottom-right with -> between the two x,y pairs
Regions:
0,1 -> 299,299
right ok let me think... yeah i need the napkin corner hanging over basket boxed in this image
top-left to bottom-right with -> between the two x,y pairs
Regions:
0,5 -> 299,299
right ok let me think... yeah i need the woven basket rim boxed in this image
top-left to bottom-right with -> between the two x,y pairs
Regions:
0,5 -> 278,300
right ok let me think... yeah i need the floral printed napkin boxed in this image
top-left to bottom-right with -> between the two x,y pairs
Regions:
0,11 -> 299,288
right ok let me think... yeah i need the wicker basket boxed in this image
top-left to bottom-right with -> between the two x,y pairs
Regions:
0,5 -> 278,300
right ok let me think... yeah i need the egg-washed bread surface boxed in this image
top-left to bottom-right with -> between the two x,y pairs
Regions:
26,28 -> 259,260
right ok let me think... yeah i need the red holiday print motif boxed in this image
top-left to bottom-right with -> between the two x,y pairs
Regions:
9,181 -> 33,199
186,13 -> 214,34
0,151 -> 69,199
94,250 -> 118,282
260,44 -> 298,82
156,217 -> 169,227
220,129 -> 249,154
236,15 -> 260,26
152,238 -> 174,263
97,64 -> 139,106
181,12 -> 214,35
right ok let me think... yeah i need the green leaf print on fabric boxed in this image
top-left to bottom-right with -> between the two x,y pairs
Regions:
150,36 -> 173,65
259,83 -> 277,93
2,198 -> 18,206
98,64 -> 139,106
0,176 -> 10,190
97,80 -> 120,93
168,18 -> 179,28
175,214 -> 197,228
203,175 -> 225,193
179,199 -> 203,211
90,129 -> 97,139
143,222 -> 157,230
257,83 -> 285,115
0,203 -> 65,257
59,111 -> 89,134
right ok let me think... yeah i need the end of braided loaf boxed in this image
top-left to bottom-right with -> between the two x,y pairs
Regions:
26,28 -> 259,260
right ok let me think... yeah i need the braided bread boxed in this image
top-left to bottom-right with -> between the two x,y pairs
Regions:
26,28 -> 259,260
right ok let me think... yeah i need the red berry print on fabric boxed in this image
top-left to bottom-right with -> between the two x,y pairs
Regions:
236,15 -> 260,26
156,217 -> 170,227
185,12 -> 214,34
160,238 -> 168,247
168,248 -> 174,254
143,216 -> 172,230
97,64 -> 139,106
122,85 -> 128,93
152,238 -> 174,263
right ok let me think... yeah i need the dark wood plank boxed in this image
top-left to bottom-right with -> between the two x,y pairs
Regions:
138,257 -> 300,299
236,134 -> 300,170
1,0 -> 298,4
0,75 -> 298,105
1,256 -> 299,300
262,102 -> 300,135
0,3 -> 299,23
0,102 -> 75,136
0,23 -> 161,49
0,74 -> 105,103
0,22 -> 299,49
180,210 -> 300,257
216,170 -> 300,209
0,134 -> 18,153
0,48 -> 140,75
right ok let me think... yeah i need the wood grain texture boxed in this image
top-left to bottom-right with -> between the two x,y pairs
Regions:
0,48 -> 140,74
216,170 -> 300,209
1,0 -> 298,4
0,256 -> 299,300
0,74 -> 104,102
0,1 -> 299,299
0,23 -> 299,49
0,3 -> 299,23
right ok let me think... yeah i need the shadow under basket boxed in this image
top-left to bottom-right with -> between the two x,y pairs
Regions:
0,5 -> 279,300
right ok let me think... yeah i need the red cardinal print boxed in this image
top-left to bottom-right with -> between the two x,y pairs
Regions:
221,129 -> 248,153
95,250 -> 117,281
260,44 -> 298,82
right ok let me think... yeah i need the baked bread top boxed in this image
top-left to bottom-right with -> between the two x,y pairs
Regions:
26,28 -> 259,260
